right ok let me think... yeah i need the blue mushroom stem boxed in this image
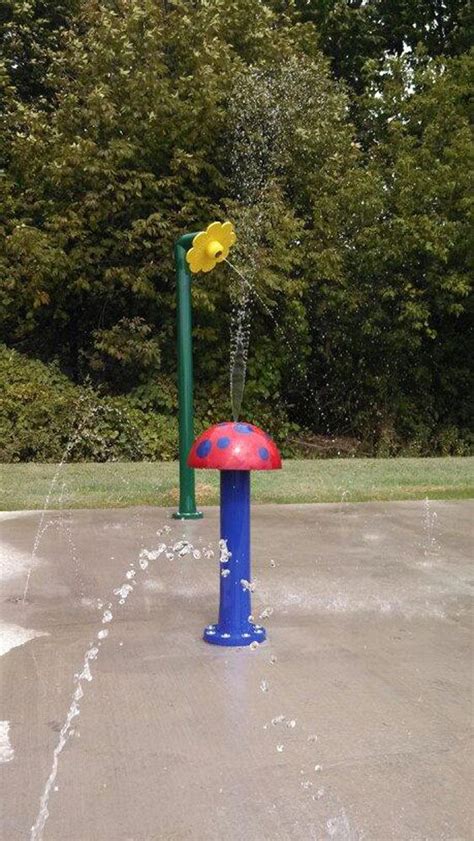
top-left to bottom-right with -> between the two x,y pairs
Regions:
203,469 -> 266,647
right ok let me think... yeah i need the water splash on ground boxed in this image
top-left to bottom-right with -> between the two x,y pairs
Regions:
29,527 -> 216,841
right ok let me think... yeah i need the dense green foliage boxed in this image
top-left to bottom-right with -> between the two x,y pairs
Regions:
0,0 -> 472,460
294,0 -> 472,92
0,344 -> 178,461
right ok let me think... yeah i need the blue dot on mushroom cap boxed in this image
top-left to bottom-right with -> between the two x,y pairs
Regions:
197,440 -> 212,458
217,436 -> 230,449
235,423 -> 252,434
259,447 -> 269,460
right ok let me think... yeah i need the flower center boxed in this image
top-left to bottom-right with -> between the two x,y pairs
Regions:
206,240 -> 224,260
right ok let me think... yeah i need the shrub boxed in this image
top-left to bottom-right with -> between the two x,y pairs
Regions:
0,345 -> 177,462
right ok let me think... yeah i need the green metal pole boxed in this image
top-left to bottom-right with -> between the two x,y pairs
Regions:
172,233 -> 203,520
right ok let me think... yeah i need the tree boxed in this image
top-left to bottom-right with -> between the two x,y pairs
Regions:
292,1 -> 473,92
0,1 -> 79,103
0,0 -> 472,453
0,0 -> 354,415
303,50 -> 473,449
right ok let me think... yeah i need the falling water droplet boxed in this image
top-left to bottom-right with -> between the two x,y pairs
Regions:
240,578 -> 255,592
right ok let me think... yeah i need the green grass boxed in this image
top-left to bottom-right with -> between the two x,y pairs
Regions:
0,458 -> 473,510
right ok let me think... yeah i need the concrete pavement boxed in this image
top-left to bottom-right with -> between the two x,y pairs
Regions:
0,500 -> 473,841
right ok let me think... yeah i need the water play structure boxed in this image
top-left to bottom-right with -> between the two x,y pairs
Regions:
174,220 -> 282,646
188,421 -> 281,646
173,221 -> 236,520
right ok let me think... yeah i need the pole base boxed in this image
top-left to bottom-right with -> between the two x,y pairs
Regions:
172,510 -> 203,520
203,623 -> 266,647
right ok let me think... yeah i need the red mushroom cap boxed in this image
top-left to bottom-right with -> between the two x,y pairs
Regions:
187,421 -> 281,471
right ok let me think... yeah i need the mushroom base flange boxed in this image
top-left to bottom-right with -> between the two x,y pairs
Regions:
203,623 -> 266,647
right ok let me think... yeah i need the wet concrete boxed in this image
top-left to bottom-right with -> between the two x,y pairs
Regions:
0,500 -> 472,841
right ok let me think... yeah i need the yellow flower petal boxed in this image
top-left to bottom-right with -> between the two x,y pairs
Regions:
206,221 -> 223,239
191,230 -> 208,252
219,221 -> 236,249
186,250 -> 201,272
200,255 -> 217,273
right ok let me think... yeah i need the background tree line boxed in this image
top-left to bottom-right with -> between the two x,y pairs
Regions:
0,0 -> 472,461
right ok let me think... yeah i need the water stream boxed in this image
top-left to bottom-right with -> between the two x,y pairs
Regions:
226,257 -> 317,430
227,260 -> 251,421
29,528 -> 218,840
22,405 -> 98,607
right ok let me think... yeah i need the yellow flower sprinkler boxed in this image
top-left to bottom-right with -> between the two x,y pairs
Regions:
186,221 -> 236,274
173,221 -> 237,519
